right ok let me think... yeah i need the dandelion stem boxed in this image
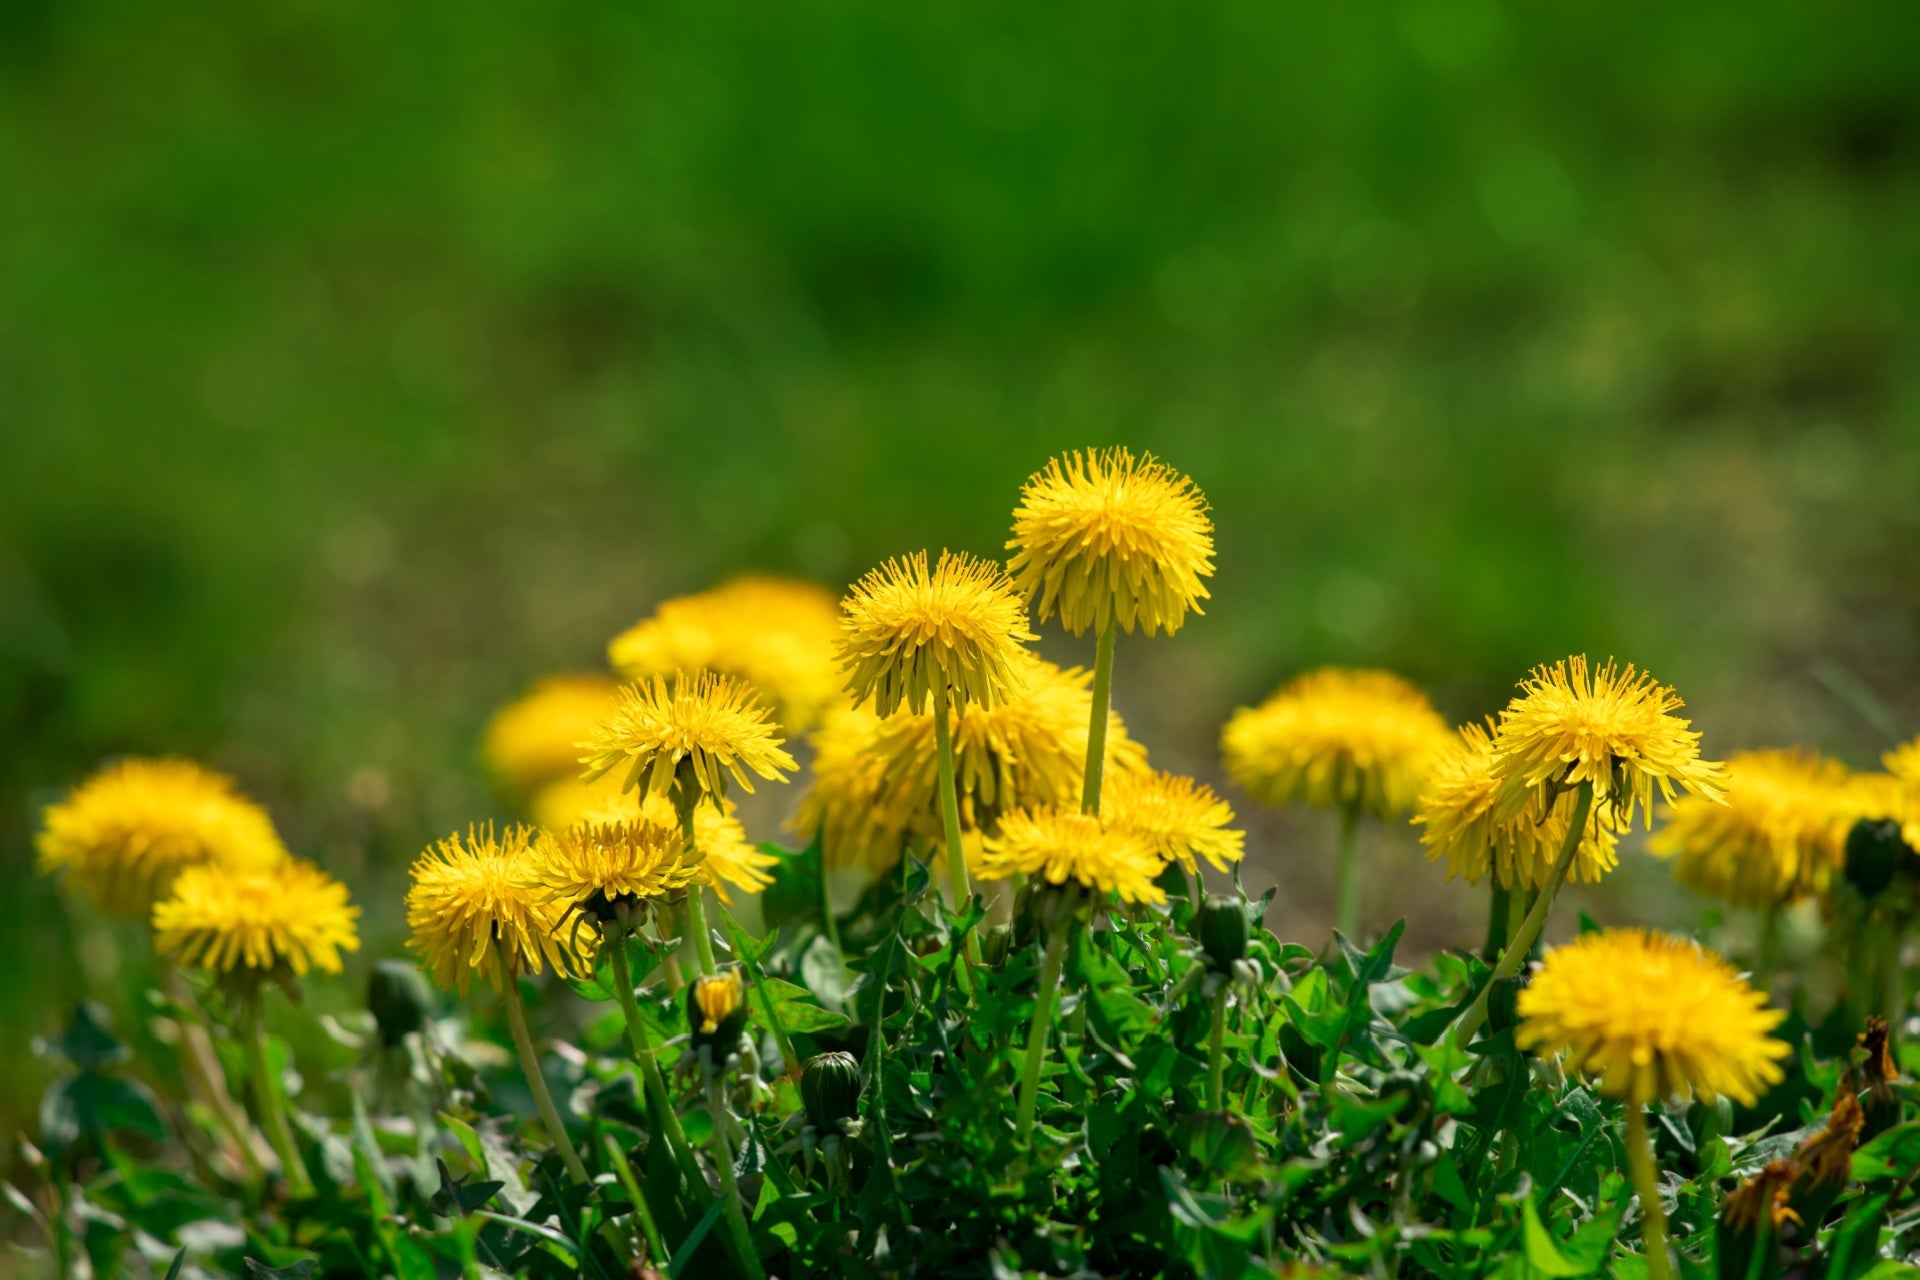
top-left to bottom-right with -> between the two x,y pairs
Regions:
161,964 -> 265,1182
1757,904 -> 1780,977
817,838 -> 844,958
1081,616 -> 1117,813
1335,800 -> 1362,939
604,1134 -> 666,1265
608,943 -> 707,1191
1015,928 -> 1071,1142
1206,983 -> 1230,1110
679,805 -> 719,977
1483,883 -> 1513,960
707,1078 -> 767,1280
241,996 -> 314,1198
1625,1099 -> 1672,1280
932,690 -> 982,966
1455,780 -> 1594,1046
502,979 -> 592,1186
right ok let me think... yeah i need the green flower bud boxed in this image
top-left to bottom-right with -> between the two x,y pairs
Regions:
368,959 -> 434,1048
1845,818 -> 1908,900
800,1051 -> 862,1133
981,924 -> 1014,968
687,969 -> 749,1053
1196,895 -> 1249,971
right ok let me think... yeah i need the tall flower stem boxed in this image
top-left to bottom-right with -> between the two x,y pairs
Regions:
1081,616 -> 1117,813
679,805 -> 719,977
932,691 -> 982,966
603,1134 -> 666,1264
241,996 -> 314,1197
161,965 -> 265,1181
1624,1100 -> 1672,1280
502,980 -> 591,1186
1454,781 -> 1595,1046
1757,904 -> 1780,978
1483,883 -> 1514,960
706,1078 -> 767,1280
1206,983 -> 1231,1110
1334,800 -> 1362,939
1015,927 -> 1071,1142
608,944 -> 706,1191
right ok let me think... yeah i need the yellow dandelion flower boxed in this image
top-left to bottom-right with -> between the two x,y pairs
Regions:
1006,447 -> 1215,638
1221,668 -> 1452,819
609,576 -> 844,732
581,669 -> 796,801
37,757 -> 289,919
153,858 -> 360,978
1851,771 -> 1920,855
536,779 -> 780,908
482,674 -> 619,792
1885,735 -> 1920,785
528,770 -> 628,831
1491,656 -> 1727,828
406,824 -> 589,996
1102,770 -> 1245,874
531,819 -> 700,930
837,550 -> 1035,717
691,969 -> 746,1036
1417,721 -> 1619,891
1515,929 -> 1787,1106
975,806 -> 1167,905
1649,748 -> 1859,909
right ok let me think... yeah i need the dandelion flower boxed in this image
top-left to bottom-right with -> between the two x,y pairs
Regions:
581,670 -> 796,801
37,758 -> 289,918
1006,447 -> 1215,638
1491,656 -> 1727,828
1417,721 -> 1619,890
837,550 -> 1034,716
407,824 -> 588,995
609,576 -> 843,732
1516,929 -> 1787,1105
689,969 -> 746,1037
975,806 -> 1167,905
1885,735 -> 1920,785
528,770 -> 629,831
532,819 -> 701,930
1649,749 -> 1859,908
537,780 -> 780,907
1103,770 -> 1245,875
153,859 -> 360,978
1221,669 -> 1452,819
482,674 -> 619,792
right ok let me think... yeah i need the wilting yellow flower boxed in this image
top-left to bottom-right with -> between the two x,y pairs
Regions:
1649,749 -> 1859,908
975,807 -> 1168,905
1491,656 -> 1727,828
581,670 -> 796,801
407,824 -> 588,996
1221,669 -> 1452,819
1516,929 -> 1787,1106
1103,770 -> 1245,875
1006,447 -> 1215,638
1885,735 -> 1920,785
609,576 -> 843,732
534,779 -> 779,907
482,674 -> 619,792
153,859 -> 360,978
37,758 -> 289,919
1417,721 -> 1620,890
690,970 -> 746,1035
837,550 -> 1034,717
532,819 -> 700,926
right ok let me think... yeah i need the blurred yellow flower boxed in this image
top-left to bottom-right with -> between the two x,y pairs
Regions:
837,550 -> 1034,717
1006,447 -> 1215,637
1649,748 -> 1858,908
1850,771 -> 1920,854
976,807 -> 1167,905
581,669 -> 796,801
609,576 -> 843,733
1884,735 -> 1920,785
1221,668 -> 1451,819
482,674 -> 619,792
1491,656 -> 1726,827
1416,721 -> 1619,890
37,758 -> 289,919
1516,929 -> 1787,1106
153,858 -> 360,978
407,824 -> 588,995
1102,769 -> 1245,875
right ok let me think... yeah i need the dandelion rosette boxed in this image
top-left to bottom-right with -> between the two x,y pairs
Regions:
1006,447 -> 1215,638
532,818 -> 701,938
837,549 -> 1034,717
609,576 -> 843,733
407,824 -> 589,995
975,806 -> 1168,905
37,757 -> 290,919
1417,721 -> 1619,890
482,674 -> 619,793
1649,748 -> 1859,908
1516,928 -> 1787,1105
1221,668 -> 1452,819
1102,769 -> 1245,875
1490,656 -> 1727,827
153,858 -> 361,979
580,669 -> 796,802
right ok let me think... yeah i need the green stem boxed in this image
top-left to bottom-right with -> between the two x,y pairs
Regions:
609,943 -> 707,1192
679,805 -> 719,977
502,979 -> 591,1186
1483,882 -> 1513,961
1206,984 -> 1230,1110
1455,780 -> 1594,1046
1757,904 -> 1780,978
243,997 -> 314,1197
1186,868 -> 1206,922
1015,928 -> 1071,1142
1335,801 -> 1362,939
161,965 -> 265,1182
707,1080 -> 767,1280
932,691 -> 982,966
817,838 -> 844,957
604,1134 -> 666,1266
1625,1100 -> 1672,1280
1081,616 -> 1117,813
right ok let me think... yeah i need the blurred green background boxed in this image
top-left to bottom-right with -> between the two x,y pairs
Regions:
4,0 -> 1919,1146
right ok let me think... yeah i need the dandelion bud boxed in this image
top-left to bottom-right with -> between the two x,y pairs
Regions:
1786,1092 -> 1863,1228
1196,895 -> 1249,971
368,959 -> 434,1049
1844,818 -> 1908,900
981,924 -> 1014,968
687,970 -> 748,1053
801,1051 -> 862,1133
1718,1159 -> 1797,1280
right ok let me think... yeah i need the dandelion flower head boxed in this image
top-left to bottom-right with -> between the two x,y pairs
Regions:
407,824 -> 588,995
1649,748 -> 1859,908
580,669 -> 796,801
482,674 -> 619,792
837,550 -> 1034,717
1102,769 -> 1245,875
153,858 -> 360,979
975,806 -> 1168,905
